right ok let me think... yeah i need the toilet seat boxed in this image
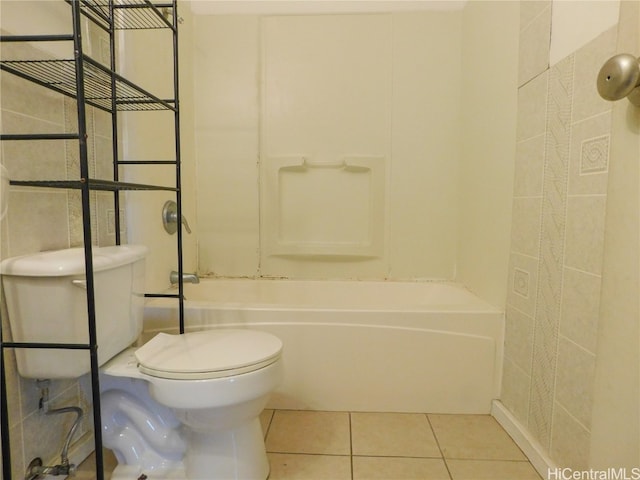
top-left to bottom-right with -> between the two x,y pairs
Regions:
135,329 -> 283,380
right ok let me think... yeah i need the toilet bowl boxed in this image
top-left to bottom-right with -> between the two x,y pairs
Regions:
0,246 -> 283,479
101,329 -> 283,480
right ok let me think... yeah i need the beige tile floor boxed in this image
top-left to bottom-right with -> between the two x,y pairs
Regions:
78,409 -> 542,480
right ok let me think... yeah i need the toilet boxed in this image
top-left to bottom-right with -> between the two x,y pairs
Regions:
0,246 -> 283,480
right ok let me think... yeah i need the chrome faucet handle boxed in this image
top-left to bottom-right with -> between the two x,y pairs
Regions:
180,214 -> 192,234
162,200 -> 192,234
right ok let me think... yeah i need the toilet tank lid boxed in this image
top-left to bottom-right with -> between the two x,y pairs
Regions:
0,245 -> 148,277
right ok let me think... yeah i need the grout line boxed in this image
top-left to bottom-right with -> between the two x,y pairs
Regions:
263,408 -> 275,440
445,458 -> 537,463
566,193 -> 607,198
425,414 -> 453,480
348,412 -> 354,480
351,454 -> 446,459
557,333 -> 597,357
517,131 -> 547,145
510,251 -> 540,261
570,108 -> 612,128
513,194 -> 544,200
267,451 -> 352,458
519,4 -> 551,34
552,401 -> 592,435
562,264 -> 602,279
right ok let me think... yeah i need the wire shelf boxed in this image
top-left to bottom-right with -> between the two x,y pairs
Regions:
0,55 -> 175,112
10,178 -> 178,192
72,0 -> 175,31
0,2 -> 182,478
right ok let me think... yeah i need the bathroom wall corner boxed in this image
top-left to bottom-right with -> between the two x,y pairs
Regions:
589,0 -> 640,468
456,0 -> 519,307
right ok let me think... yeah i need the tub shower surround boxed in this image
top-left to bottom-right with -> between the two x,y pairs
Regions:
503,10 -> 617,469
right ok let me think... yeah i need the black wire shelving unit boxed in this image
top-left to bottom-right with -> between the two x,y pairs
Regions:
0,1 -> 185,478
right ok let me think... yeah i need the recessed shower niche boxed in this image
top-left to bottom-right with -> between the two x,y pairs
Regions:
261,156 -> 385,258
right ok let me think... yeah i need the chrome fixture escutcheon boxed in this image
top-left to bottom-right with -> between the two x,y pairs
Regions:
162,200 -> 192,234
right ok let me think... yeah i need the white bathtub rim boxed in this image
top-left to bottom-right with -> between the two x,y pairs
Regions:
152,279 -> 502,313
148,302 -> 501,315
143,321 -> 499,342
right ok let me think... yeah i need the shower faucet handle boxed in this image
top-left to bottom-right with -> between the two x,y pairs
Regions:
162,200 -> 192,234
180,214 -> 192,234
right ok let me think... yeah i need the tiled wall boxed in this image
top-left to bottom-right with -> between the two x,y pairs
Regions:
0,38 -> 123,474
502,2 -> 618,469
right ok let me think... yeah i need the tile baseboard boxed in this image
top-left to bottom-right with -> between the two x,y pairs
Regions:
492,399 -> 557,479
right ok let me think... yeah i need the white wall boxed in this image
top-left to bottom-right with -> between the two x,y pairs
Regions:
123,1 -> 197,292
190,1 -> 465,15
550,0 -> 620,65
589,1 -> 640,468
388,12 -> 461,280
456,1 -> 519,307
194,10 -> 464,280
192,14 -> 260,276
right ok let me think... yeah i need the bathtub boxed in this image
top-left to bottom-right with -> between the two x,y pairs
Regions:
143,279 -> 504,414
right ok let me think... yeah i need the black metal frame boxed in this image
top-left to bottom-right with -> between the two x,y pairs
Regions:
0,1 -> 184,478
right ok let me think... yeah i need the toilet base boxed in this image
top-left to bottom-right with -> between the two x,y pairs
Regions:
185,417 -> 270,480
111,464 -> 185,480
109,417 -> 269,480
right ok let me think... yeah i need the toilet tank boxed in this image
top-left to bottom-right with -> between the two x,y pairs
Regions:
0,245 -> 147,379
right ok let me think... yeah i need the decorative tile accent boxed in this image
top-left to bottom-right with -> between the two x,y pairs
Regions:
569,111 -> 612,195
580,135 -> 609,174
529,54 -> 574,449
513,268 -> 530,298
507,254 -> 539,318
106,208 -> 127,236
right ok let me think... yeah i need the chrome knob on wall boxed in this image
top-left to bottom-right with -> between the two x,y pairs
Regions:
597,53 -> 640,106
162,200 -> 192,234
